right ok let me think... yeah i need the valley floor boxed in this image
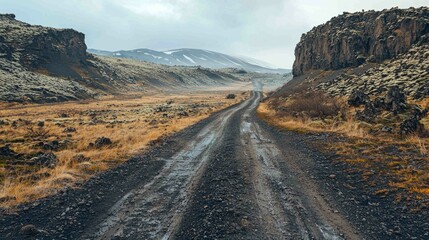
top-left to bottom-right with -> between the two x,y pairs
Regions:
0,88 -> 248,208
1,87 -> 427,239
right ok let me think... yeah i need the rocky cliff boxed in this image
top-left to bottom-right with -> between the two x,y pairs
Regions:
0,14 -> 87,71
318,44 -> 429,99
0,14 -> 266,103
293,7 -> 429,76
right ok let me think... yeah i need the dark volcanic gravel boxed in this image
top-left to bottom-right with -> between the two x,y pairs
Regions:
1,90 -> 428,240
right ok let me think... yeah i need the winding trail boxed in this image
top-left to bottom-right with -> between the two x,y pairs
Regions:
0,83 -> 361,240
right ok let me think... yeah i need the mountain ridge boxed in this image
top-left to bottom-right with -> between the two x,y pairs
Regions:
88,48 -> 290,74
0,14 -> 262,103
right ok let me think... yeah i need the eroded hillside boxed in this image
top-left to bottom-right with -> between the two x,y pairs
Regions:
260,7 -> 429,235
293,6 -> 428,76
0,14 -> 256,103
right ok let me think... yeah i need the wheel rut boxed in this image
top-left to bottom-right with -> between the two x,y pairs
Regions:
81,92 -> 257,240
0,84 -> 362,240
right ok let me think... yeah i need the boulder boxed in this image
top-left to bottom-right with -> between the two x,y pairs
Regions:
400,117 -> 425,135
348,89 -> 369,106
226,94 -> 236,99
385,86 -> 407,114
356,102 -> 378,122
178,111 -> 189,117
63,127 -> 77,133
0,145 -> 16,157
20,225 -> 40,236
30,152 -> 58,168
37,121 -> 45,127
94,137 -> 112,148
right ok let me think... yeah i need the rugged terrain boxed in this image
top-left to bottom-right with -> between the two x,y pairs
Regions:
0,90 -> 250,208
0,14 -> 289,103
2,5 -> 428,240
274,7 -> 429,101
2,89 -> 428,239
261,7 -> 429,239
293,6 -> 428,76
89,48 -> 290,74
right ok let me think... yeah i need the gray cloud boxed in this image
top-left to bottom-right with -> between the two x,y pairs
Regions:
0,0 -> 427,68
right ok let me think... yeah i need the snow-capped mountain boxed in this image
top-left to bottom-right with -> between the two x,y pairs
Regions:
88,48 -> 290,74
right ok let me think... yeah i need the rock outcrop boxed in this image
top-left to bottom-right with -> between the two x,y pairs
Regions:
0,13 -> 87,70
0,14 -> 260,103
293,7 -> 429,76
318,44 -> 429,99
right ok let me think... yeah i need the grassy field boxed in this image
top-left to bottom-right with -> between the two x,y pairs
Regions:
0,91 -> 247,208
258,95 -> 429,209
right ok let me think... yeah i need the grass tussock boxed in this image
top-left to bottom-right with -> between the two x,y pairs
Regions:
258,93 -> 429,205
0,92 -> 246,208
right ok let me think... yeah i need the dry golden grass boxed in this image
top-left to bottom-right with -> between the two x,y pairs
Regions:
0,91 -> 247,208
258,99 -> 429,203
257,101 -> 369,138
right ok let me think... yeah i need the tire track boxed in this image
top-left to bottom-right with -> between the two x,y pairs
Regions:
240,91 -> 360,239
80,92 -> 257,240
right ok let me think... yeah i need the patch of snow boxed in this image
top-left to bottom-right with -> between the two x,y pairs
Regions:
197,57 -> 207,61
183,54 -> 196,64
164,50 -> 180,55
144,52 -> 162,59
114,52 -> 122,56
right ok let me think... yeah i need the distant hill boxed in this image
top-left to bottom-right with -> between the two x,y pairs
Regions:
0,14 -> 254,103
88,48 -> 290,74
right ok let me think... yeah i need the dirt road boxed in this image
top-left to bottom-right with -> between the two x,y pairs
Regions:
1,89 -> 362,239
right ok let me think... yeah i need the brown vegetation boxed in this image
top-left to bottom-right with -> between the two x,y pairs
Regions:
0,92 -> 247,208
258,93 -> 429,207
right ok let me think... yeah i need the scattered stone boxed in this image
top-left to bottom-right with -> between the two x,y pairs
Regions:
59,113 -> 69,118
329,174 -> 336,179
34,140 -> 60,151
400,117 -> 425,135
348,89 -> 369,107
94,137 -> 112,148
356,102 -> 378,122
72,154 -> 90,163
63,127 -> 77,133
30,152 -> 58,168
0,144 -> 16,156
373,97 -> 385,109
385,86 -> 407,114
178,111 -> 189,117
37,121 -> 45,127
20,225 -> 40,236
155,106 -> 168,112
226,94 -> 236,99
381,125 -> 393,133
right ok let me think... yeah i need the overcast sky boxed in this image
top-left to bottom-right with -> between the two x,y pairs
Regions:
0,0 -> 427,68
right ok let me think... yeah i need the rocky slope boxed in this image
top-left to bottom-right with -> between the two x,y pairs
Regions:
0,14 -> 87,74
293,7 -> 428,76
89,48 -> 290,74
0,14 -> 266,103
318,44 -> 429,99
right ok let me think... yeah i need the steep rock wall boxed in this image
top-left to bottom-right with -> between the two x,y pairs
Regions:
293,7 -> 429,76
